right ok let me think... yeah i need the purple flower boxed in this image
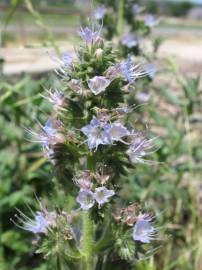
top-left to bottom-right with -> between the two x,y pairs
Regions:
81,117 -> 112,150
121,34 -> 139,49
127,134 -> 157,165
94,5 -> 106,20
26,119 -> 63,149
133,214 -> 156,243
145,15 -> 158,28
94,187 -> 115,206
18,211 -> 48,234
121,54 -> 150,83
79,26 -> 101,44
144,63 -> 157,79
132,4 -> 143,14
136,92 -> 150,103
108,122 -> 130,143
88,76 -> 111,95
62,52 -> 73,67
43,89 -> 64,110
76,189 -> 95,210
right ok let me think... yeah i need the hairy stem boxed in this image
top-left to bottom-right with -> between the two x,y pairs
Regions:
117,0 -> 124,36
82,211 -> 94,270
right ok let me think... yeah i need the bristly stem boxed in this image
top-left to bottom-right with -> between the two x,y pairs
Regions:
82,211 -> 94,270
117,0 -> 124,36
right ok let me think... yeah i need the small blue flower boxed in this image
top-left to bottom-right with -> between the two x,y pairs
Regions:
132,214 -> 156,243
43,89 -> 64,110
136,92 -> 151,103
108,123 -> 130,143
79,26 -> 101,44
132,4 -> 143,14
145,15 -> 158,28
94,187 -> 115,206
121,34 -> 139,49
19,211 -> 48,234
88,76 -> 111,95
121,54 -> 151,83
94,5 -> 106,20
144,63 -> 157,79
81,117 -> 112,150
62,52 -> 73,67
76,189 -> 95,210
127,134 -> 157,165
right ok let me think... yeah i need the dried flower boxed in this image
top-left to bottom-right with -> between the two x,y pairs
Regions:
88,76 -> 111,95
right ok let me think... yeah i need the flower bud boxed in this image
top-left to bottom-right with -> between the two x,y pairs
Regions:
95,48 -> 103,60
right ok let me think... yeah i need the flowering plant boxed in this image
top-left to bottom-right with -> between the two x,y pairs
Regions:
15,22 -> 161,270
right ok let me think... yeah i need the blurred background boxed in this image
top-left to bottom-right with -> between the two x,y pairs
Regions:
0,0 -> 202,270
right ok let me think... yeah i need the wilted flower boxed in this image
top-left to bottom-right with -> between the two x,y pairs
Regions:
132,214 -> 156,243
93,5 -> 106,20
127,134 -> 157,165
79,26 -> 101,44
15,210 -> 48,234
73,170 -> 94,190
88,76 -> 111,95
76,189 -> 95,210
81,117 -> 112,150
43,89 -> 64,110
121,34 -> 139,49
108,122 -> 130,143
94,187 -> 115,206
145,15 -> 158,28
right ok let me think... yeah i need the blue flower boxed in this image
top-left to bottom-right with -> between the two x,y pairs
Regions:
62,52 -> 73,67
145,15 -> 158,28
79,26 -> 101,44
88,76 -> 111,95
81,117 -> 112,150
127,134 -> 157,165
94,187 -> 115,206
43,89 -> 64,110
17,211 -> 48,234
121,54 -> 150,83
144,63 -> 157,79
132,214 -> 156,243
108,122 -> 130,143
121,34 -> 139,49
132,4 -> 143,14
94,5 -> 106,20
76,189 -> 95,210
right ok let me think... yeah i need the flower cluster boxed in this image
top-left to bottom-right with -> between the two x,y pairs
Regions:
17,17 -> 161,269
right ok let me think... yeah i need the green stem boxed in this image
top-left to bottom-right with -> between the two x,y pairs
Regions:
82,211 -> 94,270
117,0 -> 124,36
